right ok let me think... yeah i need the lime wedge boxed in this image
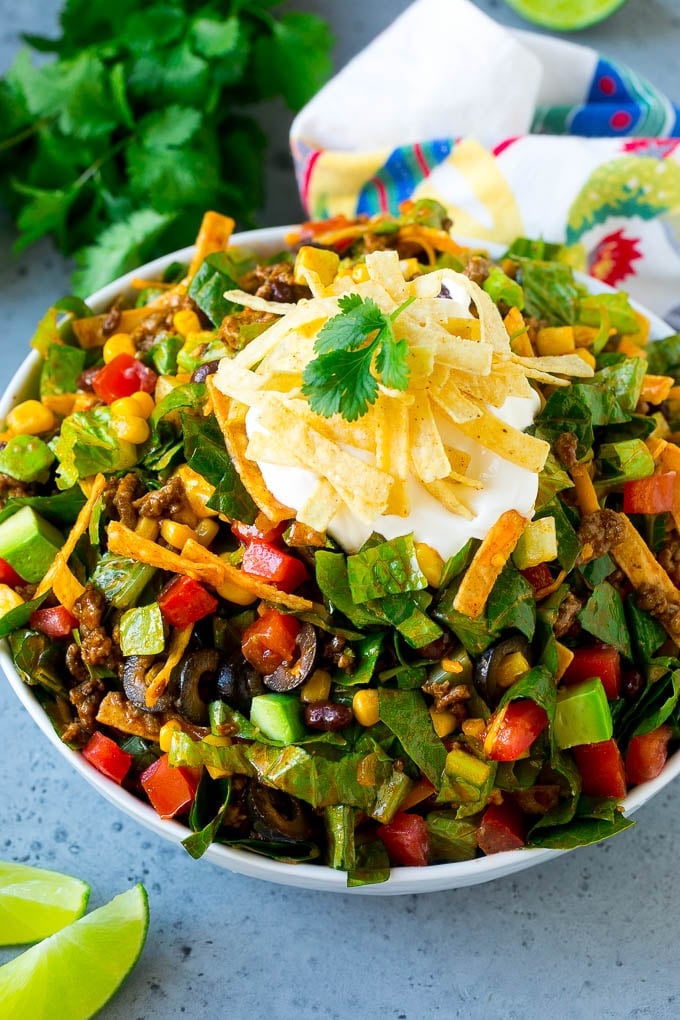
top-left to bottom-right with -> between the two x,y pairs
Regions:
504,0 -> 627,30
0,884 -> 149,1020
0,861 -> 90,946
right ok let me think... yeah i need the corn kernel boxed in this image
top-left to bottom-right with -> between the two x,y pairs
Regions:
111,415 -> 150,444
429,705 -> 459,738
110,396 -> 145,420
42,394 -> 76,417
301,669 -> 332,704
352,688 -> 380,727
574,348 -> 596,370
535,326 -> 575,357
195,518 -> 220,547
0,584 -> 24,618
415,542 -> 444,588
102,333 -> 135,363
6,400 -> 56,436
173,310 -> 202,337
159,719 -> 183,752
294,246 -> 340,287
135,517 -> 160,541
159,519 -> 197,550
462,718 -> 486,739
172,464 -> 217,518
71,393 -> 99,413
351,264 -> 370,283
494,650 -> 530,688
441,658 -> 464,674
555,642 -> 575,683
130,390 -> 155,418
215,578 -> 257,606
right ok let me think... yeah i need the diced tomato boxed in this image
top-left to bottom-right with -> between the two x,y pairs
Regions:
484,700 -> 548,762
92,353 -> 157,404
476,800 -> 527,855
625,725 -> 673,786
241,609 -> 301,674
377,811 -> 429,867
140,753 -> 201,819
623,472 -> 676,515
158,575 -> 218,629
242,540 -> 309,593
572,738 -> 627,799
29,605 -> 78,639
0,557 -> 24,587
231,519 -> 287,545
521,563 -> 553,592
82,732 -> 133,785
298,214 -> 351,240
562,644 -> 621,700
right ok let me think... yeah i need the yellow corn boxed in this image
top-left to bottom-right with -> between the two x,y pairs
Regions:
71,393 -> 99,413
159,719 -> 183,752
440,658 -> 464,675
110,396 -> 144,420
112,415 -> 150,444
159,519 -> 197,550
618,337 -> 646,359
102,333 -> 135,363
0,584 -> 24,618
399,258 -> 421,280
351,264 -> 370,283
555,642 -> 575,683
173,310 -> 202,337
429,706 -> 459,738
462,718 -> 486,739
294,246 -> 340,287
135,517 -> 160,541
352,688 -> 380,727
130,390 -> 155,418
300,669 -> 332,704
494,650 -> 531,688
195,518 -> 220,547
42,394 -> 76,417
415,542 -> 444,588
172,464 -> 217,519
6,400 -> 56,436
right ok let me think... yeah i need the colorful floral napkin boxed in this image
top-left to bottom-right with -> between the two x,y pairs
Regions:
290,0 -> 680,323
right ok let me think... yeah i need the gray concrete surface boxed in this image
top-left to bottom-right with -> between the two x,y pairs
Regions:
1,2 -> 680,1017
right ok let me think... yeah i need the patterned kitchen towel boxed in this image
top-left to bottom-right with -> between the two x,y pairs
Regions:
290,0 -> 680,323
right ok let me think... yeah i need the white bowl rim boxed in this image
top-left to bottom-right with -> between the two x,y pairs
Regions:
2,224 -> 679,895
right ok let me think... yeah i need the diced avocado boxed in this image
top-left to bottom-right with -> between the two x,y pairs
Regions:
250,693 -> 306,743
0,506 -> 64,583
513,516 -> 558,570
554,677 -> 613,749
119,603 -> 165,656
0,435 -> 55,484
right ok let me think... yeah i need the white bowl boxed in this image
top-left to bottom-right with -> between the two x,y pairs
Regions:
2,226 -> 679,895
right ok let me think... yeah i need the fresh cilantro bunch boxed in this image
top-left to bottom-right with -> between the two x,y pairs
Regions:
302,294 -> 413,422
0,0 -> 332,295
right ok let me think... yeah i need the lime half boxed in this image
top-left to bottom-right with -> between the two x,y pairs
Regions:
505,0 -> 627,31
0,861 -> 90,946
0,884 -> 149,1020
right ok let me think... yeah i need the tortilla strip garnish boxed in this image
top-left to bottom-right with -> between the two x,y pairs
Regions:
610,515 -> 680,640
96,691 -> 167,739
453,509 -> 529,618
409,392 -> 451,483
182,539 -> 313,612
145,625 -> 194,707
186,211 -> 235,283
455,411 -> 550,474
297,479 -> 343,532
35,472 -> 107,610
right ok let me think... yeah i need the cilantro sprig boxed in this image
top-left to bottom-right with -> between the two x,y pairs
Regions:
302,293 -> 413,422
0,0 -> 332,295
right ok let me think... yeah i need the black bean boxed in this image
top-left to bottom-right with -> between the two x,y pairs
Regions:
303,700 -> 353,732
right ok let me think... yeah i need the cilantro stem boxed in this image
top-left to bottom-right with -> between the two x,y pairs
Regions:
0,117 -> 52,153
73,135 -> 133,191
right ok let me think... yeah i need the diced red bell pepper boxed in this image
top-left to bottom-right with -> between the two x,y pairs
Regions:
92,353 -> 157,404
242,540 -> 309,593
484,700 -> 549,762
562,644 -> 621,700
158,575 -> 218,629
476,800 -> 527,855
521,563 -> 553,592
241,609 -> 301,674
140,753 -> 201,819
377,811 -> 430,867
29,605 -> 78,639
82,731 -> 133,785
231,519 -> 287,545
0,556 -> 24,587
625,725 -> 673,786
623,472 -> 676,515
572,738 -> 627,799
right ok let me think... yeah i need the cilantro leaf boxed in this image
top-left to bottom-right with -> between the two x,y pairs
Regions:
72,208 -> 173,296
302,294 -> 412,421
252,12 -> 333,110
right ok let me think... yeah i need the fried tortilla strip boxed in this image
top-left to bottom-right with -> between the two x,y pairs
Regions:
223,290 -> 298,315
145,625 -> 194,707
610,514 -> 680,639
35,473 -> 107,609
297,479 -> 342,532
409,392 -> 451,484
434,334 -> 493,375
453,509 -> 529,618
455,410 -> 550,474
207,377 -> 294,523
71,307 -> 155,349
376,395 -> 410,516
231,300 -> 338,370
96,691 -> 168,740
453,274 -> 512,354
257,398 -> 392,524
430,383 -> 483,424
513,353 -> 595,378
424,479 -> 474,519
182,539 -> 313,612
107,521 -> 225,585
186,211 -> 235,282
365,249 -> 408,302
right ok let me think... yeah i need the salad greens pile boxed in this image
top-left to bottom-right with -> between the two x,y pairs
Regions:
0,0 -> 332,294
2,202 -> 680,886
